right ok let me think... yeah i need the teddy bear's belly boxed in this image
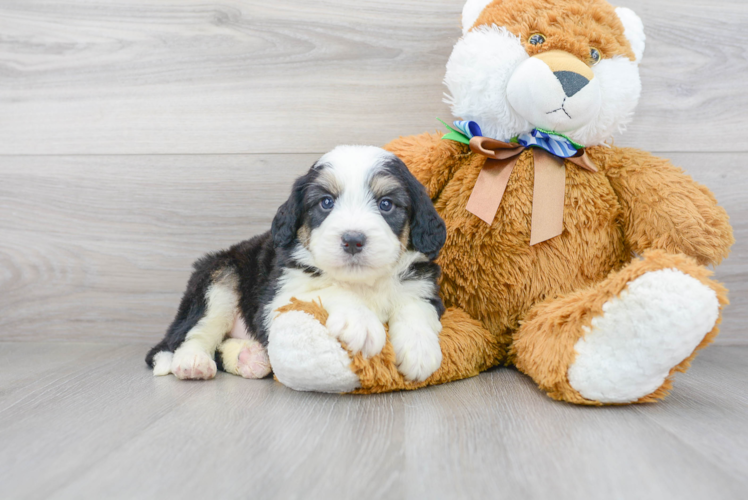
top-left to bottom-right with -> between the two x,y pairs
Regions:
434,154 -> 628,358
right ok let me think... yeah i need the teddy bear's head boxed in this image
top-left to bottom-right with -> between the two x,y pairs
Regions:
445,0 -> 645,146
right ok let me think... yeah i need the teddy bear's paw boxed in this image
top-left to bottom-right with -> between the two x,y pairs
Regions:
389,321 -> 443,382
171,346 -> 217,380
235,340 -> 271,379
567,269 -> 720,403
267,310 -> 360,393
326,305 -> 386,359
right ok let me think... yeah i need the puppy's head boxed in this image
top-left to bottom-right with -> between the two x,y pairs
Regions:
272,146 -> 446,283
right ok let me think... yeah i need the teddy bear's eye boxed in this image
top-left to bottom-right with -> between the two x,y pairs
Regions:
589,48 -> 601,66
529,34 -> 546,46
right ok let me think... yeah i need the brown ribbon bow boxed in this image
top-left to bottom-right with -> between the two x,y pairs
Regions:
465,136 -> 598,245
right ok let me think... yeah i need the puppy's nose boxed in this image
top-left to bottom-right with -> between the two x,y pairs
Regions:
341,232 -> 366,255
554,71 -> 590,97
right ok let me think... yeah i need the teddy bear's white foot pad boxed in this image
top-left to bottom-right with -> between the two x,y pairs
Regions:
567,269 -> 719,403
267,311 -> 361,393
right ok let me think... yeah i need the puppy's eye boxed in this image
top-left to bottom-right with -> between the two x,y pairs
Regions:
590,48 -> 601,66
529,33 -> 546,46
378,198 -> 393,213
320,196 -> 335,210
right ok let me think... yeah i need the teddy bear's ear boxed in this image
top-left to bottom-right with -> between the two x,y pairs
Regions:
461,0 -> 495,35
616,7 -> 646,64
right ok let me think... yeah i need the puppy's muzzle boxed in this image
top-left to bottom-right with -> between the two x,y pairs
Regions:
341,231 -> 366,255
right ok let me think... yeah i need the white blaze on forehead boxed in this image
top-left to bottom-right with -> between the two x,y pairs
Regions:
316,145 -> 391,190
461,0 -> 495,35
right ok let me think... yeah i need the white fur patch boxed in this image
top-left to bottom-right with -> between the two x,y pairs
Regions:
445,26 -> 531,142
461,0 -> 494,35
567,269 -> 719,403
171,346 -> 217,380
616,7 -> 646,63
389,299 -> 443,382
152,351 -> 173,377
268,310 -> 361,393
326,305 -> 387,358
266,251 -> 435,335
568,56 -> 641,146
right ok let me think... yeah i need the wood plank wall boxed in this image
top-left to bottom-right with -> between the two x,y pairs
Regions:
1,0 -> 745,344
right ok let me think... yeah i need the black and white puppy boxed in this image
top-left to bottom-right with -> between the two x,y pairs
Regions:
146,146 -> 447,383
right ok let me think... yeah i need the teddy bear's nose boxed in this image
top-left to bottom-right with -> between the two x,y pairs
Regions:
554,71 -> 590,98
533,50 -> 595,98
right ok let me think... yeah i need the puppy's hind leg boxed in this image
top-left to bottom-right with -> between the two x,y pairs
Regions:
171,275 -> 240,380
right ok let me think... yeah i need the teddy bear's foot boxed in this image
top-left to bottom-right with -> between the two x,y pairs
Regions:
514,250 -> 728,405
567,268 -> 719,403
267,305 -> 361,393
216,338 -> 272,379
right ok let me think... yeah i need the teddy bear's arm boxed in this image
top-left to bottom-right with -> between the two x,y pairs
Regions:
384,132 -> 468,200
601,147 -> 734,266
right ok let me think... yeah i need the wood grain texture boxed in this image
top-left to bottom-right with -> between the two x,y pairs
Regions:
1,0 -> 747,154
0,154 -> 316,342
1,152 -> 745,344
0,342 -> 746,500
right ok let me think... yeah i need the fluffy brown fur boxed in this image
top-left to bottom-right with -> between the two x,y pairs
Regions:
378,130 -> 734,402
473,0 -> 635,62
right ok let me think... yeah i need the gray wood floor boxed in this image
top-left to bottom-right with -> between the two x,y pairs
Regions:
0,343 -> 746,500
2,1 -> 748,498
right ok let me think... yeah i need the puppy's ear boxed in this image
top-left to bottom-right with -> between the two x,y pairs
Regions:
389,157 -> 446,260
271,169 -> 313,248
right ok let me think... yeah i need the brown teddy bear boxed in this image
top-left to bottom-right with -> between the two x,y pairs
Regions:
266,0 -> 734,405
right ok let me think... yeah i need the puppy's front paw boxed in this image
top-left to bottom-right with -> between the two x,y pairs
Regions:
171,347 -> 217,380
326,306 -> 386,358
390,321 -> 442,382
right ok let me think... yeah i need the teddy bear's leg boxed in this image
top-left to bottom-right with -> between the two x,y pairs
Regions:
267,300 -> 503,393
267,300 -> 362,393
513,250 -> 728,405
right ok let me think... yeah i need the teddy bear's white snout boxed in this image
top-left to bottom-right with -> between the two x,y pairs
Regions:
506,51 -> 601,134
